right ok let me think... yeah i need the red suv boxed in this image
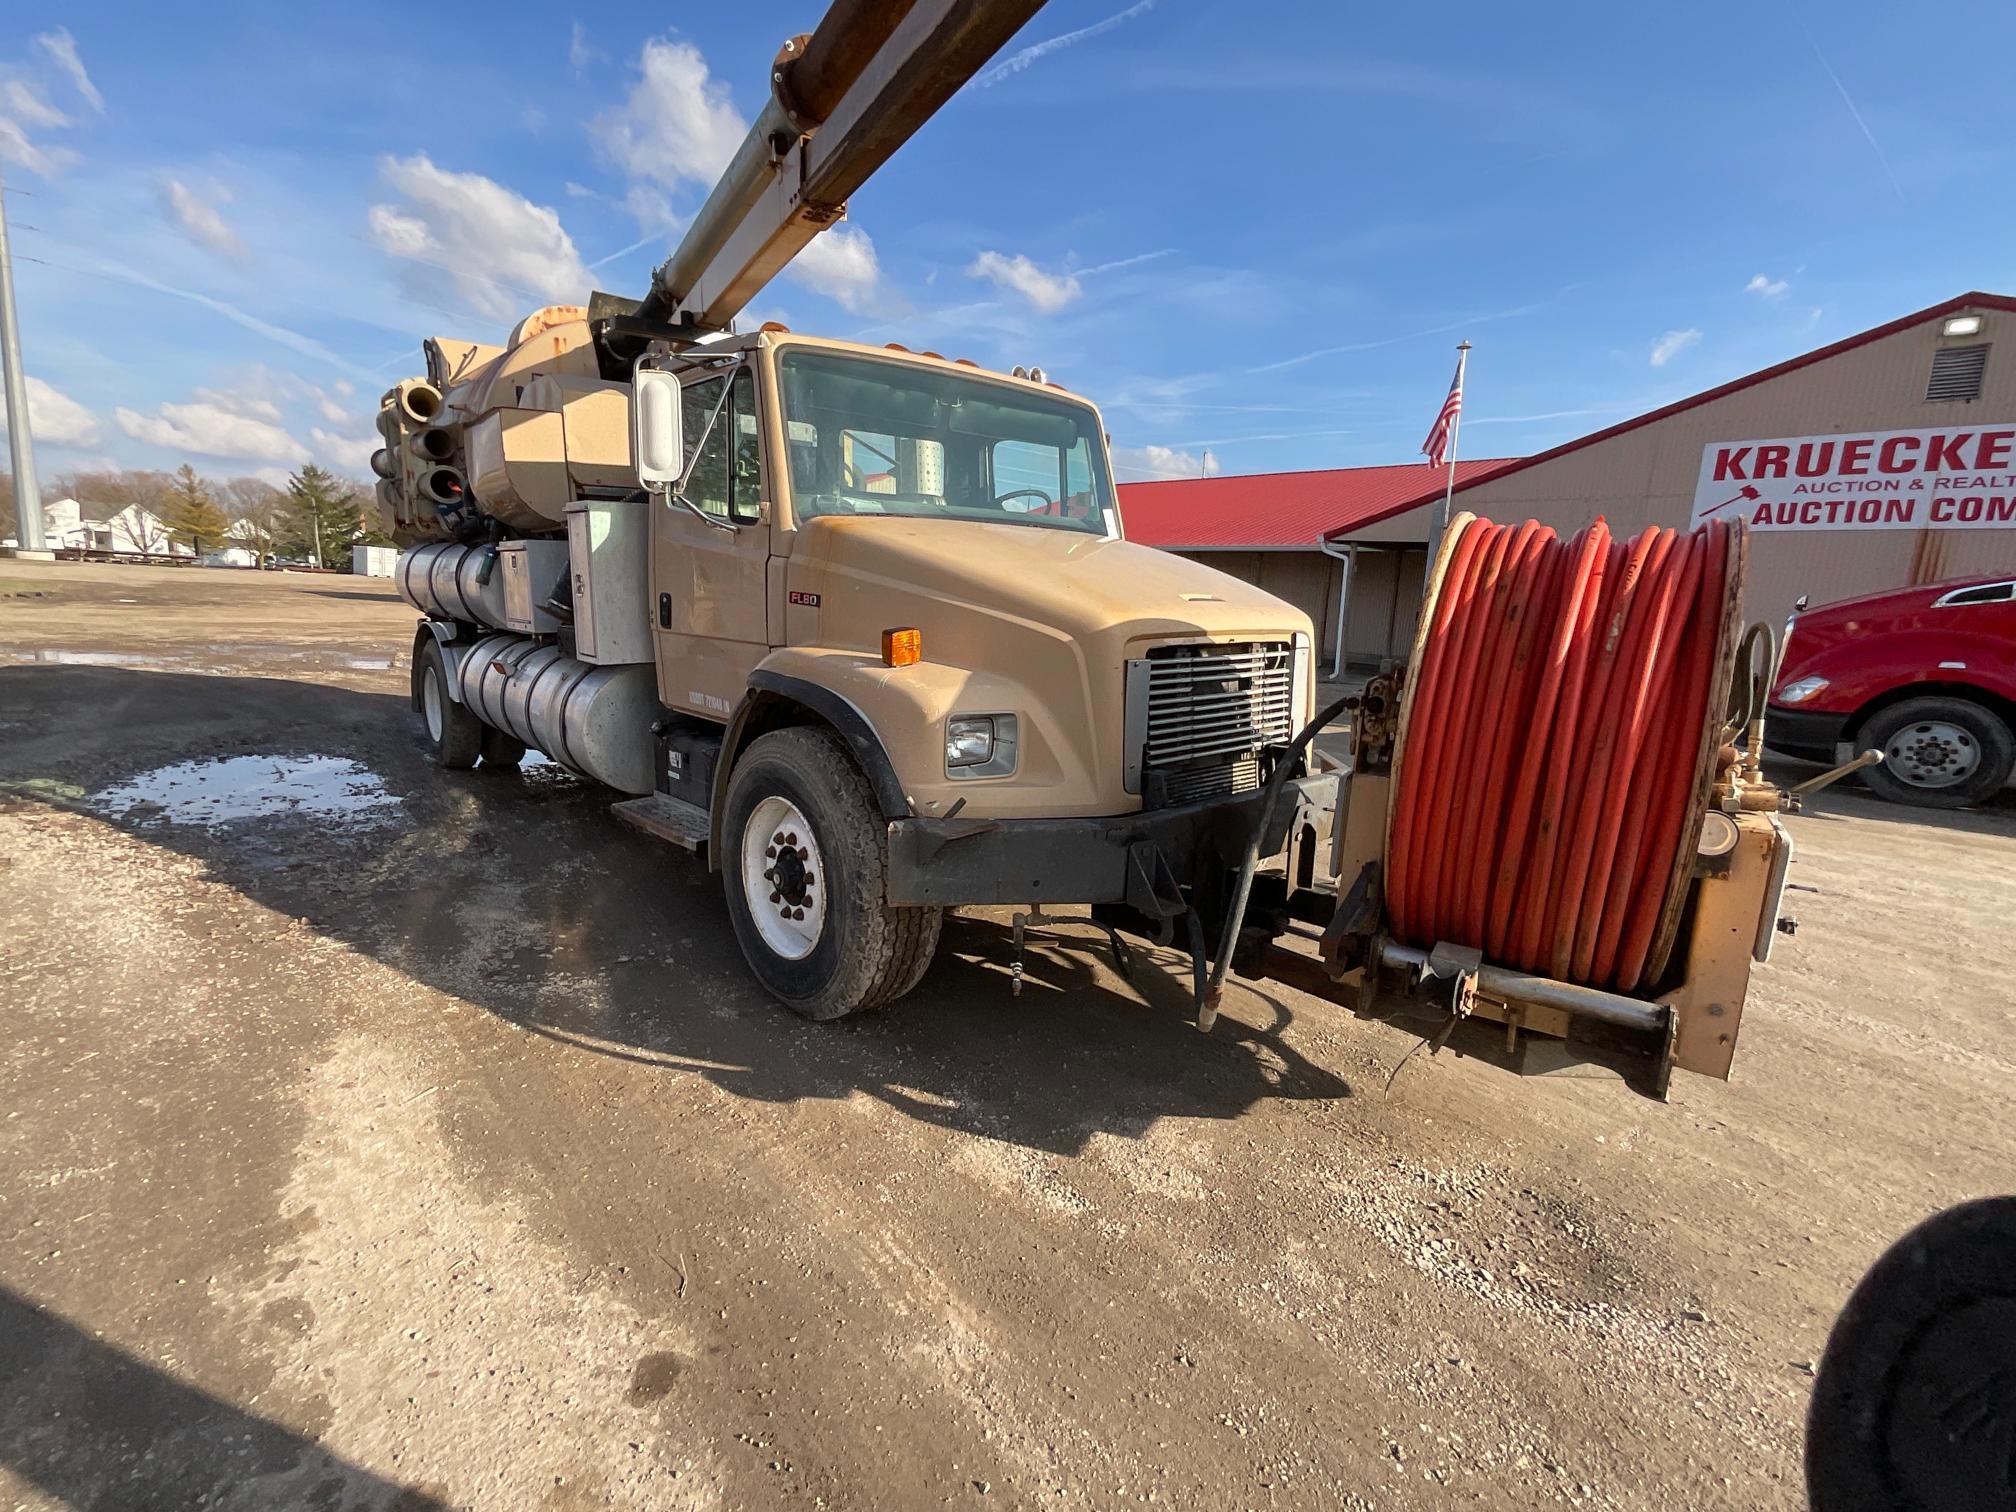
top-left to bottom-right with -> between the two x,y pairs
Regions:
1769,574 -> 2016,808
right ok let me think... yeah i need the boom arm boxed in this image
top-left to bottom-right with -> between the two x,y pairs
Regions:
631,0 -> 1048,335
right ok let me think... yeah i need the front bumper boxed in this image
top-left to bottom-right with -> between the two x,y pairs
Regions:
884,773 -> 1339,911
1765,704 -> 1850,762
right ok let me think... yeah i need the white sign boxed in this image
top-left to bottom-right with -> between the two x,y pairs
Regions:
1692,425 -> 2016,532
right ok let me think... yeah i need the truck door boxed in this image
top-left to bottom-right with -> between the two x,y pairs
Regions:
653,365 -> 771,720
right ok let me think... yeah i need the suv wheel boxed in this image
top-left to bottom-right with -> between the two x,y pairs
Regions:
1859,696 -> 2014,808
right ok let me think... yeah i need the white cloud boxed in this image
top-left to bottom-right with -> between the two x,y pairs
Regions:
33,27 -> 103,113
978,0 -> 1159,85
789,225 -> 880,312
192,385 -> 282,422
193,366 -> 363,433
311,426 -> 379,472
1112,444 -> 1220,480
116,400 -> 308,463
967,250 -> 1082,314
0,115 -> 71,176
622,184 -> 681,233
593,36 -> 884,314
569,21 -> 602,74
0,376 -> 100,447
1649,328 -> 1701,368
162,178 -> 248,262
593,39 -> 745,192
1745,274 -> 1789,299
0,31 -> 96,178
3,80 -> 67,129
367,154 -> 590,322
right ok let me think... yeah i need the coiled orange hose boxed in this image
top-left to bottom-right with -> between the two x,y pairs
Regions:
1386,515 -> 1735,994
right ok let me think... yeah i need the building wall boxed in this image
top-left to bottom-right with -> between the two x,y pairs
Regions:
1384,303 -> 2016,629
1175,547 -> 1425,667
1179,550 -> 1336,651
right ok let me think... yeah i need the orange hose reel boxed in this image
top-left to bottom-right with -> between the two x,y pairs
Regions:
1385,513 -> 1742,995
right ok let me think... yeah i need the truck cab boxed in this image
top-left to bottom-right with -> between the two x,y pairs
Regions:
384,316 -> 1322,1019
1769,575 -> 2016,807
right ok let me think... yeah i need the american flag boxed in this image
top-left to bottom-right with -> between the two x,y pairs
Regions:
1420,355 -> 1465,468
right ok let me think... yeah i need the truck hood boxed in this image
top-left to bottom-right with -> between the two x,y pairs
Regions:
792,516 -> 1309,649
779,516 -> 1314,821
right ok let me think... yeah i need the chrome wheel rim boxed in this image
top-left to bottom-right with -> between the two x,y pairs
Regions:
742,795 -> 826,960
422,666 -> 445,743
1885,720 -> 1977,789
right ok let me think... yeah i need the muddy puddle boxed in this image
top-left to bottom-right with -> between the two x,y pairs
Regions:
89,754 -> 407,829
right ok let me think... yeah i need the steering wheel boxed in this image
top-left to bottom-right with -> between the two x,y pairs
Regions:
993,488 -> 1055,513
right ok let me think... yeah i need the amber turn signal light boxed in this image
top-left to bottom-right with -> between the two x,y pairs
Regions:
882,627 -> 922,667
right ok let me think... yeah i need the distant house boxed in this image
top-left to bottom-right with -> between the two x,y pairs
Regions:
40,497 -> 191,557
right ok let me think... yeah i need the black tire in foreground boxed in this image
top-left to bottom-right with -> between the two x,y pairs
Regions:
1807,1195 -> 2016,1512
417,638 -> 482,770
721,725 -> 942,1020
1858,696 -> 2015,809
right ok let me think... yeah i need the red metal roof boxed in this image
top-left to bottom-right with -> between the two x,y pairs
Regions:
1119,457 -> 1520,550
1337,290 -> 2016,539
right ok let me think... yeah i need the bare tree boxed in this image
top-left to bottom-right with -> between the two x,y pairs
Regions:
221,477 -> 286,568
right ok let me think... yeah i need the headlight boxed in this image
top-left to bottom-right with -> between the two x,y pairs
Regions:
1776,676 -> 1829,706
946,713 -> 1018,778
946,716 -> 994,768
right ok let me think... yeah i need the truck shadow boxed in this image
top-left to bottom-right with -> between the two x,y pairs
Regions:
0,1284 -> 448,1511
0,666 -> 1351,1159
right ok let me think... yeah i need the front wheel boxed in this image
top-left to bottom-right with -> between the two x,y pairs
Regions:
1859,697 -> 2014,809
722,726 -> 942,1019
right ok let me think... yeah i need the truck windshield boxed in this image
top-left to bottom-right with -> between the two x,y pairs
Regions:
777,349 -> 1116,535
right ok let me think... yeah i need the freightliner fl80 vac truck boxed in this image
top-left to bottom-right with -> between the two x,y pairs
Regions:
376,0 -> 1847,1097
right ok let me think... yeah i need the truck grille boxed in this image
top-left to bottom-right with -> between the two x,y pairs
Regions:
1127,641 -> 1296,805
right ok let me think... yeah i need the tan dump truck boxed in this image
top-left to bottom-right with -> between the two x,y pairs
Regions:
374,0 -> 1828,1097
383,314 -> 1321,1019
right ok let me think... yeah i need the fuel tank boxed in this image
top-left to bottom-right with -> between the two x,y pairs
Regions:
454,633 -> 656,794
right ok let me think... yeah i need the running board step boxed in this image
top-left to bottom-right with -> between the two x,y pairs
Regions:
612,794 -> 710,859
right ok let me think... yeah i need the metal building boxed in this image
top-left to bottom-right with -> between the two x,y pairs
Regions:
1118,458 -> 1515,671
1332,291 -> 2016,639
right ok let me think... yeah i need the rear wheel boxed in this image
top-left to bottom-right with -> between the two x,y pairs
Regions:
418,639 -> 482,769
722,726 -> 942,1020
1859,696 -> 2014,809
480,724 -> 527,769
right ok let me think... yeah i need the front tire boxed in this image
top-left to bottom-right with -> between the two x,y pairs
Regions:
1859,696 -> 2014,809
418,639 -> 482,769
722,726 -> 942,1020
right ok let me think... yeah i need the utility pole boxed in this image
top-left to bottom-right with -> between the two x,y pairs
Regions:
0,165 -> 48,555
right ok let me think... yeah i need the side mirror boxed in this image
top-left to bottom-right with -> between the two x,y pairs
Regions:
632,360 -> 684,496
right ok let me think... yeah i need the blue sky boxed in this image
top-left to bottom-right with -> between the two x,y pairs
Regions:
2,0 -> 2011,489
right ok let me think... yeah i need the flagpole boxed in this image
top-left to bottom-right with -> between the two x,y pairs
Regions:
1424,341 -> 1470,579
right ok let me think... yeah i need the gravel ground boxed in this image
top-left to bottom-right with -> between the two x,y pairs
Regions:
2,559 -> 2011,1510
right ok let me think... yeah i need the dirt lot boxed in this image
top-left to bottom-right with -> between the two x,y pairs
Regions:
1,558 -> 2011,1510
